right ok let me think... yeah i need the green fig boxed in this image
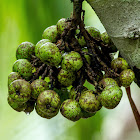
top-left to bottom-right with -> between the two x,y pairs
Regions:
100,85 -> 123,109
31,79 -> 49,99
61,51 -> 83,71
13,59 -> 33,81
120,69 -> 135,87
60,99 -> 81,121
39,42 -> 62,66
35,39 -> 51,58
16,42 -> 35,61
57,69 -> 76,87
42,25 -> 58,42
79,90 -> 101,113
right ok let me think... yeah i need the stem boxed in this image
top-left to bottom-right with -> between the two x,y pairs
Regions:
126,87 -> 140,131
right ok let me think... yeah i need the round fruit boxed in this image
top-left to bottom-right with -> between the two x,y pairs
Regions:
81,109 -> 96,119
8,72 -> 21,86
35,104 -> 59,119
99,78 -> 118,88
42,25 -> 58,42
24,100 -> 35,114
119,69 -> 135,87
13,59 -> 33,80
57,69 -> 76,87
8,79 -> 31,102
35,39 -> 50,58
100,85 -> 123,109
57,18 -> 69,35
39,42 -> 62,66
111,57 -> 129,73
37,90 -> 60,115
16,42 -> 35,61
61,51 -> 83,71
31,79 -> 49,99
7,96 -> 27,112
79,90 -> 101,113
60,99 -> 81,121
86,26 -> 101,40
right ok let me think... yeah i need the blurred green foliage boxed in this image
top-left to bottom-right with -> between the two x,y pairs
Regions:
0,0 -> 104,140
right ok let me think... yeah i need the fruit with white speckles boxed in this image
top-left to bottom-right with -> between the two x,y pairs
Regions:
42,25 -> 58,42
120,69 -> 135,87
8,79 -> 31,102
39,42 -> 62,66
31,79 -> 49,99
99,78 -> 118,89
60,99 -> 81,121
13,59 -> 33,81
79,90 -> 101,113
8,72 -> 21,86
35,39 -> 51,58
7,96 -> 27,112
57,69 -> 76,87
57,18 -> 69,35
111,57 -> 129,73
100,85 -> 123,109
16,42 -> 35,61
61,51 -> 83,71
37,90 -> 60,119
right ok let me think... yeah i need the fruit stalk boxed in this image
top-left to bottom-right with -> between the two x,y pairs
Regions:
126,87 -> 140,131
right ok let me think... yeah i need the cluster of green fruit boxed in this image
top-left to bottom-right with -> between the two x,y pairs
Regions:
7,18 -> 135,121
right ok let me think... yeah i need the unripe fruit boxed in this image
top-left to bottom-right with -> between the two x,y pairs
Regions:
101,32 -> 117,53
37,90 -> 60,116
8,79 -> 31,102
60,99 -> 81,121
24,100 -> 35,114
111,57 -> 129,73
79,90 -> 101,113
42,25 -> 58,42
57,18 -> 69,35
86,26 -> 101,40
99,78 -> 118,88
35,39 -> 50,58
61,51 -> 83,71
31,79 -> 49,99
39,42 -> 62,66
16,42 -> 35,61
57,69 -> 76,87
8,72 -> 21,86
100,85 -> 123,109
35,105 -> 59,119
7,96 -> 27,112
81,109 -> 96,119
13,59 -> 33,81
120,69 -> 135,87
